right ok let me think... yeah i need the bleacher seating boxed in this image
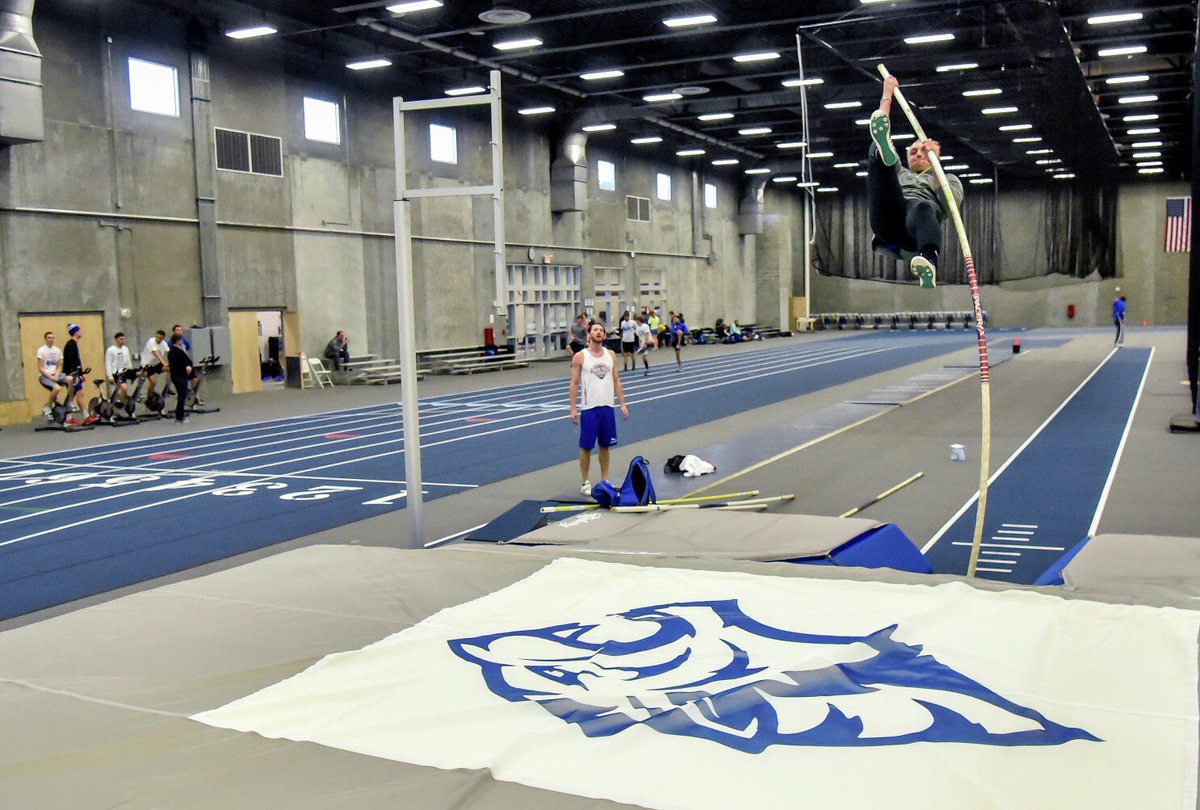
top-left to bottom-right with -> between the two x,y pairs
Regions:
811,310 -> 987,331
418,345 -> 529,375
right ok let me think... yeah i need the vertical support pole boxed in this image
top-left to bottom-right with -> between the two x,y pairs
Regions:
489,70 -> 507,314
1189,10 -> 1200,417
392,97 -> 424,549
188,39 -> 225,329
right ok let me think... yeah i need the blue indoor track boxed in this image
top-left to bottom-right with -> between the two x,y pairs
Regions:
924,347 -> 1152,584
0,333 -> 980,619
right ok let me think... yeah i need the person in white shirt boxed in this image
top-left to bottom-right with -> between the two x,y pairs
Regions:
633,314 -> 652,376
104,332 -> 136,403
618,311 -> 637,372
569,321 -> 629,496
141,329 -> 168,397
36,331 -> 68,420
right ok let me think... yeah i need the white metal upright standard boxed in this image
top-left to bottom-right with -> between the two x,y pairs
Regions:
392,70 -> 506,549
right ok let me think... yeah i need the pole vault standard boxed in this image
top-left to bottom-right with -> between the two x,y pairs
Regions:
875,63 -> 992,577
393,70 -> 506,549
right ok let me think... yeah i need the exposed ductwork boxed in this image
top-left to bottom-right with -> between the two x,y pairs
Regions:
737,173 -> 770,236
0,0 -> 43,144
551,130 -> 588,213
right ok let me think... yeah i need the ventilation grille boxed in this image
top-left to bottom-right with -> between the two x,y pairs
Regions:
626,195 -> 650,222
215,128 -> 283,176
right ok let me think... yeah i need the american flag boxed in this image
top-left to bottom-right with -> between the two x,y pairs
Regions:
1164,196 -> 1191,252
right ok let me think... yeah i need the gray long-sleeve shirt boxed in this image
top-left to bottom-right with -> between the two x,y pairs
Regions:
899,167 -> 964,219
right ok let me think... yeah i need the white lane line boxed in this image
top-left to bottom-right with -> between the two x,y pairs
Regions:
990,535 -> 1029,542
984,550 -> 1023,557
425,523 -> 489,548
994,529 -> 1035,535
975,567 -> 1013,574
951,542 -> 1066,551
922,346 -> 1120,554
1087,346 -> 1154,537
1001,523 -> 1038,529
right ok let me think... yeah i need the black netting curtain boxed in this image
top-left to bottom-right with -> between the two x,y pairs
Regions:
811,177 -> 1116,283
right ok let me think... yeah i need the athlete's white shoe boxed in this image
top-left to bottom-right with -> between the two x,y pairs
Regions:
580,480 -> 591,496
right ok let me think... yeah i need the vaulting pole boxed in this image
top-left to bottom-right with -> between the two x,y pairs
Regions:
876,63 -> 992,577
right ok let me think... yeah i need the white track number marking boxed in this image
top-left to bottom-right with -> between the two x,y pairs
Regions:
149,477 -> 221,491
280,485 -> 363,502
362,489 -> 428,506
80,474 -> 164,489
212,481 -> 289,497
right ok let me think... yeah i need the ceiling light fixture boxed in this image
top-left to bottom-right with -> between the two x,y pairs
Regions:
1118,94 -> 1158,104
1127,127 -> 1160,135
387,0 -> 442,13
226,25 -> 277,39
1088,12 -> 1143,25
891,132 -> 915,140
963,88 -> 1002,97
697,112 -> 734,121
783,77 -> 824,87
1106,74 -> 1150,84
1013,136 -> 1042,143
494,37 -> 542,51
643,92 -> 683,103
581,69 -> 624,81
1132,151 -> 1162,158
1136,160 -> 1163,167
817,187 -> 839,193
519,106 -> 555,115
1053,173 -> 1076,179
712,159 -> 740,166
1123,113 -> 1158,122
905,33 -> 954,45
664,13 -> 717,27
1035,158 -> 1062,165
1131,141 -> 1163,148
739,127 -> 772,135
1138,167 -> 1164,174
855,171 -> 868,177
942,163 -> 968,170
676,148 -> 706,156
1098,45 -> 1148,57
347,57 -> 391,70
936,62 -> 978,72
772,176 -> 798,183
733,52 -> 780,63
745,167 -> 771,174
630,136 -> 662,144
982,106 -> 1018,115
834,162 -> 858,168
999,123 -> 1033,131
855,118 -> 871,126
824,100 -> 862,109
776,141 -> 806,149
1026,148 -> 1052,155
796,181 -> 819,188
445,86 -> 487,96
807,151 -> 834,158
582,123 -> 616,132
969,178 -> 994,184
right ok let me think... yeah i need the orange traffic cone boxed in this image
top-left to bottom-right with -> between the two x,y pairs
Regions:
1012,337 -> 1021,354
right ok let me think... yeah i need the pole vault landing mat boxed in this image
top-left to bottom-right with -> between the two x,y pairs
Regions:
1035,533 -> 1200,593
505,510 -> 932,573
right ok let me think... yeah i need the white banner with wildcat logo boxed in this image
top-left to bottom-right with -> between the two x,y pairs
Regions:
193,558 -> 1199,810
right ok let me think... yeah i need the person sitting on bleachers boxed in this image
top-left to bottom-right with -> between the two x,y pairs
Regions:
324,331 -> 350,371
728,320 -> 743,343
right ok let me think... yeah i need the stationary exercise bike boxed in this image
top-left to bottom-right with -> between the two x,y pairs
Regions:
117,366 -> 154,421
161,355 -> 220,415
35,367 -> 95,433
88,374 -> 139,427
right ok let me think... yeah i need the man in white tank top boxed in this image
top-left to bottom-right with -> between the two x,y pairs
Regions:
569,320 -> 629,497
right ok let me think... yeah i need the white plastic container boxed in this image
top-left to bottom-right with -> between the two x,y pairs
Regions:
950,443 -> 966,461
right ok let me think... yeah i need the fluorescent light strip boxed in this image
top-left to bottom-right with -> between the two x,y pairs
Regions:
676,148 -> 706,156
834,162 -> 859,168
817,187 -> 838,193
1026,148 -> 1052,155
1123,113 -> 1158,122
783,77 -> 824,87
1128,127 -> 1159,135
905,33 -> 954,44
796,181 -> 819,188
963,88 -> 1002,97
581,69 -> 624,81
387,0 -> 442,12
518,106 -> 555,115
582,123 -> 616,132
1099,45 -> 1147,57
807,151 -> 834,158
936,62 -> 977,72
1131,141 -> 1162,148
739,127 -> 772,135
969,178 -> 994,184
643,92 -> 682,102
494,37 -> 542,51
733,52 -> 780,63
347,57 -> 391,70
942,164 -> 968,170
1118,94 -> 1158,104
824,100 -> 862,109
776,141 -> 806,149
855,171 -> 868,177
982,106 -> 1018,114
1088,12 -> 1143,25
1132,151 -> 1162,158
630,136 -> 662,144
664,13 -> 717,27
712,159 -> 740,166
999,123 -> 1033,131
1013,136 -> 1042,143
226,25 -> 277,39
445,86 -> 486,96
891,132 -> 914,140
1053,173 -> 1076,179
1138,167 -> 1164,174
1106,74 -> 1149,84
772,176 -> 798,183
745,167 -> 771,174
1035,158 -> 1061,165
698,112 -> 734,121
855,118 -> 871,126
1136,160 -> 1162,167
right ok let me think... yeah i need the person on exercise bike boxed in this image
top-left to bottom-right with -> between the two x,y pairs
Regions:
36,331 -> 70,421
141,329 -> 168,397
104,332 -> 137,407
867,74 -> 963,289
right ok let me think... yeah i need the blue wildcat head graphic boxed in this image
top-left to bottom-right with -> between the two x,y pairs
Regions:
448,599 -> 1099,753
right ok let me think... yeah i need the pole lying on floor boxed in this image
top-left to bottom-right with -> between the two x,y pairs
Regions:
876,63 -> 992,577
839,472 -> 924,519
539,490 -> 761,514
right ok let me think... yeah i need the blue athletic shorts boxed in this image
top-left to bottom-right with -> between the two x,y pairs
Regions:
579,406 -> 618,450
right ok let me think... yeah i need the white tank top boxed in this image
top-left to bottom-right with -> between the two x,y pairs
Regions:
579,347 -> 615,410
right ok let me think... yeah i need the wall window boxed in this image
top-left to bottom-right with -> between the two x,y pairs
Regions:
597,160 -> 616,191
128,57 -> 179,117
430,123 -> 458,164
303,97 -> 341,144
704,182 -> 717,209
626,195 -> 651,222
656,172 -> 672,201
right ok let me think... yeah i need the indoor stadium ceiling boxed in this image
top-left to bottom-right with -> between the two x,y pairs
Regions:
137,0 -> 1195,186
